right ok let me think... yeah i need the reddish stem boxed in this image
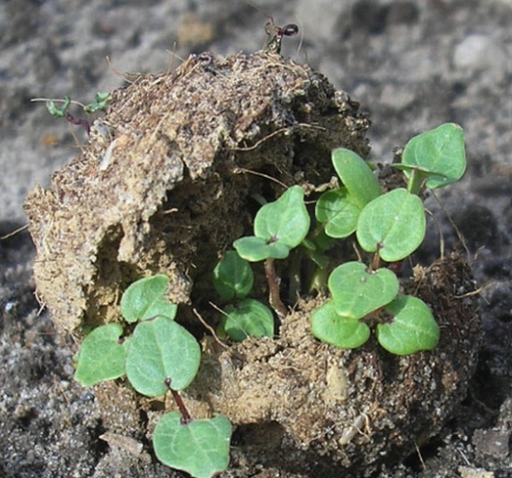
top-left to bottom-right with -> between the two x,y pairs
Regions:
264,258 -> 288,320
165,378 -> 193,424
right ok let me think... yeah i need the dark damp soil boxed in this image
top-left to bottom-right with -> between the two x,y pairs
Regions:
1,1 -> 512,477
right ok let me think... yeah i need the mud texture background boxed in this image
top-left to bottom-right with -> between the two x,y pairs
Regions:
1,0 -> 512,477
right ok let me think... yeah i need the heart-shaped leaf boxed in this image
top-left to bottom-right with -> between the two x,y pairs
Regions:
74,323 -> 129,386
377,295 -> 440,355
213,251 -> 254,301
254,185 -> 310,249
356,188 -> 426,262
153,412 -> 232,478
222,299 -> 274,341
315,188 -> 361,238
402,123 -> 466,189
328,262 -> 399,319
125,317 -> 200,397
121,275 -> 177,323
311,300 -> 370,348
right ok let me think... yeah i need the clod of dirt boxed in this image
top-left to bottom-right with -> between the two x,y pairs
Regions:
23,51 -> 480,476
24,50 -> 370,333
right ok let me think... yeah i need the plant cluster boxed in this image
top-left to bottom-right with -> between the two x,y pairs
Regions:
227,123 -> 466,354
75,276 -> 231,478
44,91 -> 111,135
74,123 -> 466,477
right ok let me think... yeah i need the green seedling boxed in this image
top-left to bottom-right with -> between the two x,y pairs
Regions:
328,262 -> 399,320
377,295 -> 440,355
213,251 -> 274,341
43,91 -> 111,135
46,96 -> 71,117
120,274 -> 178,323
84,92 -> 112,113
74,275 -> 232,478
315,148 -> 382,238
356,188 -> 426,263
397,122 -> 466,193
310,124 -> 465,354
234,185 -> 310,317
234,185 -> 310,261
74,323 -> 129,386
154,412 -> 232,478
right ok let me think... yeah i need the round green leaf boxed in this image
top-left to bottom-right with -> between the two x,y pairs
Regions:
377,295 -> 440,355
315,188 -> 361,238
74,323 -> 128,386
254,185 -> 310,249
331,148 -> 382,207
311,300 -> 370,349
121,275 -> 177,323
213,251 -> 254,301
328,261 -> 399,320
222,299 -> 274,341
356,188 -> 426,262
402,123 -> 466,189
125,317 -> 200,397
154,412 -> 231,478
233,236 -> 290,261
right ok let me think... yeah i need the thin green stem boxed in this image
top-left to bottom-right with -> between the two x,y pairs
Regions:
407,168 -> 426,196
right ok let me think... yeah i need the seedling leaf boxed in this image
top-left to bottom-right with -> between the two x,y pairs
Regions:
328,261 -> 399,319
233,236 -> 290,261
315,188 -> 361,238
356,188 -> 426,262
331,148 -> 382,207
222,299 -> 274,341
311,300 -> 370,348
84,92 -> 112,113
254,186 -> 310,249
213,251 -> 254,301
153,412 -> 231,478
402,123 -> 466,189
125,317 -> 200,397
46,96 -> 71,117
74,323 -> 128,386
121,275 -> 177,323
377,295 -> 440,355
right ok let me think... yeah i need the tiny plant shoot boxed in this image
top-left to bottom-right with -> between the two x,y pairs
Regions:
75,275 -> 232,478
44,92 -> 112,135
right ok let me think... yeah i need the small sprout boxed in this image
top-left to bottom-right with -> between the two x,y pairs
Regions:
46,96 -> 71,117
74,323 -> 129,386
153,412 -> 232,478
377,295 -> 440,355
316,148 -> 382,239
125,317 -> 201,397
328,261 -> 399,320
311,301 -> 370,349
234,185 -> 310,261
222,299 -> 274,341
213,251 -> 254,301
120,274 -> 177,323
84,92 -> 112,113
356,188 -> 426,262
400,123 -> 466,192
